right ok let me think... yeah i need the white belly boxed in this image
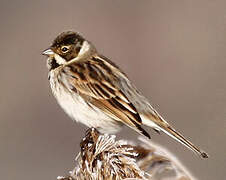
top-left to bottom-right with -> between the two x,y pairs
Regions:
48,71 -> 121,133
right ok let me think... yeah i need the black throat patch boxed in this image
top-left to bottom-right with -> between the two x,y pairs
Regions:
50,58 -> 60,70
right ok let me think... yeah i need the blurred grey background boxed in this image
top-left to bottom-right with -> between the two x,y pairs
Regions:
0,0 -> 225,179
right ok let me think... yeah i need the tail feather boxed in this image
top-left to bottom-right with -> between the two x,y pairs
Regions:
159,125 -> 208,158
142,116 -> 208,158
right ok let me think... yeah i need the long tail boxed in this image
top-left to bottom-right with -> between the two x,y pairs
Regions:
142,115 -> 208,158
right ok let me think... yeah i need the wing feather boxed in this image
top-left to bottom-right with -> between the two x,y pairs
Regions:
63,58 -> 150,138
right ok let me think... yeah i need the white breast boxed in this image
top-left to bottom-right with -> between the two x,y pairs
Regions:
48,70 -> 121,133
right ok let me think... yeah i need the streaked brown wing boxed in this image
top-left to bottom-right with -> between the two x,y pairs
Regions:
64,58 -> 150,138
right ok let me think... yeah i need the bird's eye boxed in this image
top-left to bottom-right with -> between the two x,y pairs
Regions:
61,46 -> 69,53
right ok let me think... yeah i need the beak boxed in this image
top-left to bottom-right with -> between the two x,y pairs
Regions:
42,48 -> 54,56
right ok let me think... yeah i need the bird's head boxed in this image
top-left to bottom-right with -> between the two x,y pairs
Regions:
43,31 -> 96,70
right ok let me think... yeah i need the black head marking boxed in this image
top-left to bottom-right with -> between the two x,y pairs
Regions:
52,31 -> 84,47
51,31 -> 85,61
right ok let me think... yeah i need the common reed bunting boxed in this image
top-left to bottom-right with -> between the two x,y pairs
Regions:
43,31 -> 208,158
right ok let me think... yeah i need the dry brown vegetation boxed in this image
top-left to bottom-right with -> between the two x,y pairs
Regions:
57,128 -> 195,180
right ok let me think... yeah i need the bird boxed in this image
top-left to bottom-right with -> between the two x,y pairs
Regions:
42,31 -> 208,158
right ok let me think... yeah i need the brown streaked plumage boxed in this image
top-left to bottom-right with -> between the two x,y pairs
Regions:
43,31 -> 208,158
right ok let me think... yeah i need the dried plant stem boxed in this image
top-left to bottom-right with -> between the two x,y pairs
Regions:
57,128 -> 196,180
